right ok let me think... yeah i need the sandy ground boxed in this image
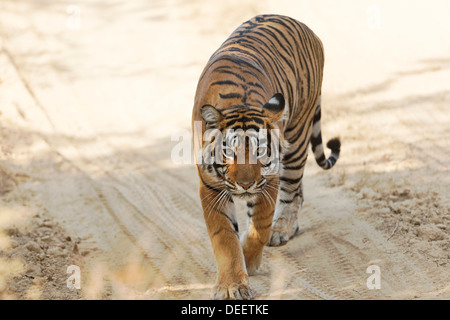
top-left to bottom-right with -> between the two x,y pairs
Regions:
0,0 -> 449,299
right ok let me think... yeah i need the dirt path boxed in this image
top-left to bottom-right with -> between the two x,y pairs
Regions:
0,0 -> 448,299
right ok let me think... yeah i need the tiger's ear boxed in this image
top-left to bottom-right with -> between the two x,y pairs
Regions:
200,104 -> 223,127
263,93 -> 285,121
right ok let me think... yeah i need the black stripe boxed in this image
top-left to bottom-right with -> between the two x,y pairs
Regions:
283,158 -> 307,171
211,80 -> 239,87
216,69 -> 246,82
310,134 -> 323,149
212,162 -> 224,179
248,89 -> 265,99
313,106 -> 321,123
252,117 -> 265,125
248,81 -> 264,89
227,105 -> 260,112
283,146 -> 308,165
239,116 -> 253,122
220,93 -> 242,99
242,69 -> 261,79
279,175 -> 303,185
280,192 -> 301,204
232,220 -> 239,233
226,117 -> 262,127
222,114 -> 241,120
316,154 -> 326,164
244,112 -> 265,117
280,186 -> 292,193
225,118 -> 241,127
200,54 -> 241,81
198,172 -> 222,193
224,116 -> 260,127
264,102 -> 283,113
327,158 -> 337,167
244,124 -> 260,131
250,99 -> 265,106
283,135 -> 308,162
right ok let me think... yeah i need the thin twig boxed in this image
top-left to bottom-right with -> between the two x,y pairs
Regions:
387,221 -> 399,241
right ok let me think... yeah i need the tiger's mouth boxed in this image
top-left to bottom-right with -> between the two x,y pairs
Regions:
225,178 -> 268,199
231,190 -> 259,197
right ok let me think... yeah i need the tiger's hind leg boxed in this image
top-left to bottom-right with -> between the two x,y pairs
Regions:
267,102 -> 311,247
267,178 -> 304,246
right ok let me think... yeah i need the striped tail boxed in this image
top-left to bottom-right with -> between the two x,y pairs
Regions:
310,98 -> 341,170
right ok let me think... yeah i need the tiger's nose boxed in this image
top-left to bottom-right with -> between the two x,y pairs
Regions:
237,181 -> 255,190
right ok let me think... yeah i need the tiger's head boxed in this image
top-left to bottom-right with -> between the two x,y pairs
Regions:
200,93 -> 286,199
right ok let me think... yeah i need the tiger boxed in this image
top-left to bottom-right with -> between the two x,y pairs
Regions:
192,14 -> 340,300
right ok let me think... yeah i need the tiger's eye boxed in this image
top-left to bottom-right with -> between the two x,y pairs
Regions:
223,147 -> 235,158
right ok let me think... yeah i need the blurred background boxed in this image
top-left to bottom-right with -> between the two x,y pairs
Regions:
0,0 -> 449,299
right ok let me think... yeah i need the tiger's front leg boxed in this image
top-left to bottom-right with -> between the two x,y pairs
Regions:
241,183 -> 278,275
199,185 -> 253,300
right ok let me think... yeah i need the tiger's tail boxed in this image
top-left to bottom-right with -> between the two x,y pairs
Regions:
310,98 -> 341,170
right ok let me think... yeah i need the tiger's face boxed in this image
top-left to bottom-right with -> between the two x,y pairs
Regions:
200,93 -> 286,199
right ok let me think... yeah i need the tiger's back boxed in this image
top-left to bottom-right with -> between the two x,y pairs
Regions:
193,14 -> 325,138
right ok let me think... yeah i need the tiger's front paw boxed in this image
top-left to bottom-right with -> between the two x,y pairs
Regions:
212,272 -> 253,300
